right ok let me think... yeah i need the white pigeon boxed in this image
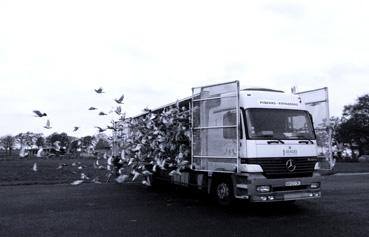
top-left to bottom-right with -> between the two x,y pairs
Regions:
91,177 -> 102,184
115,174 -> 129,183
44,119 -> 52,129
142,179 -> 151,186
132,170 -> 140,181
81,173 -> 90,180
71,180 -> 84,185
19,147 -> 28,158
36,147 -> 43,158
128,158 -> 135,166
169,168 -> 181,176
32,162 -> 38,172
156,159 -> 166,170
54,141 -> 61,151
107,156 -> 113,166
142,170 -> 153,176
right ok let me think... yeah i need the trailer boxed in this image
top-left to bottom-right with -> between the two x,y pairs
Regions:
119,81 -> 332,205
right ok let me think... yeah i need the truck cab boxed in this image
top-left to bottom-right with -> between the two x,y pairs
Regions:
237,89 -> 321,202
191,81 -> 328,203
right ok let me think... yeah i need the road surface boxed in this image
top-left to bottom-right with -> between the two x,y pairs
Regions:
0,174 -> 368,237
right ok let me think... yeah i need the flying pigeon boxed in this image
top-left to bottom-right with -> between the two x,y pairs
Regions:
132,170 -> 141,182
32,162 -> 38,172
115,106 -> 122,115
98,112 -> 107,116
95,126 -> 106,133
94,87 -> 104,94
143,107 -> 151,113
73,127 -> 79,132
19,147 -> 28,158
44,120 -> 52,129
88,107 -> 97,110
53,141 -> 61,151
36,147 -> 43,157
33,110 -> 47,117
114,94 -> 124,104
71,180 -> 84,186
142,170 -> 153,176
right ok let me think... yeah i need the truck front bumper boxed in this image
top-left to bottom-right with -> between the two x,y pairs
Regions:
235,173 -> 322,202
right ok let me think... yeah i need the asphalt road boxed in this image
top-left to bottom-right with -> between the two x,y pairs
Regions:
1,174 -> 369,237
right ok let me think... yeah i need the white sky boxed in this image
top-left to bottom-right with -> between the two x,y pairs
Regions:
1,0 -> 369,137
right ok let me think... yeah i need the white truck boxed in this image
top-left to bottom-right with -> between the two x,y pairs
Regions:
119,81 -> 332,205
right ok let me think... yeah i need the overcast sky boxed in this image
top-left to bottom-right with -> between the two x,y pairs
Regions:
1,0 -> 369,137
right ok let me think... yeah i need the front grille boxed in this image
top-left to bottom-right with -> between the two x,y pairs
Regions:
273,185 -> 309,192
242,157 -> 317,179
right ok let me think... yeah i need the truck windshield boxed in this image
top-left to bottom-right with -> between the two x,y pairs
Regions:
245,108 -> 315,140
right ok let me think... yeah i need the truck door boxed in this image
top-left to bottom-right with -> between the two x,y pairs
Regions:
192,81 -> 240,172
295,87 -> 334,169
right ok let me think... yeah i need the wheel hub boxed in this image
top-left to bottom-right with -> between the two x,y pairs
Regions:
217,183 -> 229,199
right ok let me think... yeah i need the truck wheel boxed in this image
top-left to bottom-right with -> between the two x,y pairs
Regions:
212,180 -> 234,206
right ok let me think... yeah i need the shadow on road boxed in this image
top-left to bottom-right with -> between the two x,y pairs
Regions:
145,182 -> 306,217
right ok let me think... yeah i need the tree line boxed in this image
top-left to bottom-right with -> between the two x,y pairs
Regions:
0,132 -> 110,156
332,94 -> 369,160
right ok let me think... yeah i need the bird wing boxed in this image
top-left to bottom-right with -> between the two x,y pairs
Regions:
33,110 -> 42,116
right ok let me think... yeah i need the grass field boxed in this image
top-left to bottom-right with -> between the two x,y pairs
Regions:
0,155 -> 112,185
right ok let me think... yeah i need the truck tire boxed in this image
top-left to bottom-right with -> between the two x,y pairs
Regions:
212,179 -> 234,206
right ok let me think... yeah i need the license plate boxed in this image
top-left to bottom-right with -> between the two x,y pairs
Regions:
284,192 -> 310,199
285,181 -> 301,186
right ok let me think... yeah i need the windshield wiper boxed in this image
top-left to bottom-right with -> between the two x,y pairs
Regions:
267,140 -> 285,144
295,135 -> 314,144
253,135 -> 285,144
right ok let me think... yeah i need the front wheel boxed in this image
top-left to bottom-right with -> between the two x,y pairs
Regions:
212,180 -> 234,206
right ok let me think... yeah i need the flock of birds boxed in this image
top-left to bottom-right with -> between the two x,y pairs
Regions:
27,87 -> 127,185
32,87 -> 125,133
25,86 -> 192,187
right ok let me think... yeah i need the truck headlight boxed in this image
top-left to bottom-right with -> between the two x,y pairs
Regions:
310,182 -> 320,189
256,185 -> 271,193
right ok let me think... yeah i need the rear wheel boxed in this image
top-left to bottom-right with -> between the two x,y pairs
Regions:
212,180 -> 234,206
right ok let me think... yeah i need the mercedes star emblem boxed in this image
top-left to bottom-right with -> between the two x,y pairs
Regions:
286,159 -> 296,172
